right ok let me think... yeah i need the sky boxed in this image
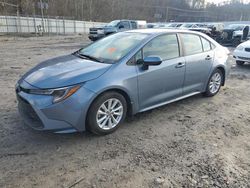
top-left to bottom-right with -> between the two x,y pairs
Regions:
206,0 -> 250,4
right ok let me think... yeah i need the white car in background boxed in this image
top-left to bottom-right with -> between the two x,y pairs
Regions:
233,40 -> 250,65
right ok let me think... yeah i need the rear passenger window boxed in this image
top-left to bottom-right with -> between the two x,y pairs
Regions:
120,21 -> 130,29
143,34 -> 180,60
201,37 -> 211,51
181,34 -> 203,56
131,22 -> 137,29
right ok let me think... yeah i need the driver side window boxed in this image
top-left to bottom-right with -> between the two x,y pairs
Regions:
143,34 -> 180,61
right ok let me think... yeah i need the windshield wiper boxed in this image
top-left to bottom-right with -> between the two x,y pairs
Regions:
73,51 -> 102,63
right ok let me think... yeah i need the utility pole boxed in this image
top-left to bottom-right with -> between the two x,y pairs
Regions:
88,0 -> 92,21
39,0 -> 45,32
165,0 -> 169,22
165,7 -> 169,22
81,0 -> 84,20
111,0 -> 115,20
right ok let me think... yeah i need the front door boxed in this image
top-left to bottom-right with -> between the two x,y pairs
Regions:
136,34 -> 185,111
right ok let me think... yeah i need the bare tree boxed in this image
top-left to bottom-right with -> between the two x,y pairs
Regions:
1,0 -> 250,22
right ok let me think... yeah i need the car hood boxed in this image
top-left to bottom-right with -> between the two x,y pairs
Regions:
22,55 -> 112,89
90,27 -> 104,30
240,40 -> 250,47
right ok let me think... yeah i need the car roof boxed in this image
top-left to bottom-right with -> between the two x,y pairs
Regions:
125,28 -> 201,35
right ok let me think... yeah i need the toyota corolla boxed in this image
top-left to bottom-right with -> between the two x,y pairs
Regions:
16,29 -> 230,135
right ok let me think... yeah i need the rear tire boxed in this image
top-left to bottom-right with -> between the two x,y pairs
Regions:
236,61 -> 245,66
86,92 -> 127,135
203,69 -> 223,97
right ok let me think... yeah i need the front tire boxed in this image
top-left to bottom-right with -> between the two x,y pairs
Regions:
87,92 -> 127,135
236,61 -> 245,66
203,69 -> 223,97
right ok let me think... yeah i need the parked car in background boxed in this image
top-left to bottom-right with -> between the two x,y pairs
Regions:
147,23 -> 157,28
179,23 -> 200,29
136,20 -> 147,29
233,40 -> 250,65
152,23 -> 171,28
88,20 -> 146,41
207,23 -> 224,32
180,23 -> 211,36
16,29 -> 230,135
166,23 -> 183,28
207,23 -> 224,40
218,24 -> 250,47
147,22 -> 183,29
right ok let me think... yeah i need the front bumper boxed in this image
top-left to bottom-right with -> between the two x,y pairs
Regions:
233,50 -> 250,63
16,81 -> 96,133
88,34 -> 105,41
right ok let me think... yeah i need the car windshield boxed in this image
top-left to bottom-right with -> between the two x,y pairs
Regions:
168,23 -> 177,27
154,24 -> 166,28
181,23 -> 194,28
106,20 -> 120,27
225,24 -> 245,30
79,32 -> 148,63
207,24 -> 215,27
196,24 -> 206,28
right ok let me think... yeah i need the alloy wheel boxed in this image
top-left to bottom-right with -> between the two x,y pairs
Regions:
209,72 -> 222,94
96,98 -> 123,130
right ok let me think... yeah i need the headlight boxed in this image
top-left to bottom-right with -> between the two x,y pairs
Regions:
236,45 -> 244,51
97,29 -> 104,34
29,85 -> 81,103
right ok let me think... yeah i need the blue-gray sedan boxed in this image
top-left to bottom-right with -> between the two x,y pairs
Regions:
16,29 -> 230,135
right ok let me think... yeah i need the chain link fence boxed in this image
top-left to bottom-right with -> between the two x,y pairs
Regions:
0,15 -> 106,36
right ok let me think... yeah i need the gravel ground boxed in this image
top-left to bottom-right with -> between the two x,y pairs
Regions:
0,36 -> 250,188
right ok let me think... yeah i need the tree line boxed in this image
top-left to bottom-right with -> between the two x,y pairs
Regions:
0,0 -> 250,22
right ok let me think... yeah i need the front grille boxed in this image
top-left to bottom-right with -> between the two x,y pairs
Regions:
89,28 -> 98,34
238,56 -> 250,61
89,31 -> 97,34
226,31 -> 233,40
16,85 -> 30,94
17,95 -> 44,129
245,48 -> 250,52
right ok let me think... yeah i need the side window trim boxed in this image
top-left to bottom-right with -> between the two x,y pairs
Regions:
200,36 -> 204,52
176,33 -> 184,57
200,36 -> 212,52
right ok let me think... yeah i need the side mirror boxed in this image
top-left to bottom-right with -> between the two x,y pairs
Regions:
142,56 -> 162,70
119,25 -> 124,29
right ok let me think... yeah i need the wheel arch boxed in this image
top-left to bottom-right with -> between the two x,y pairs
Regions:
214,66 -> 226,86
86,88 -> 134,124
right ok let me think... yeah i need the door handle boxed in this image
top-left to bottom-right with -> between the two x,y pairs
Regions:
205,55 -> 212,60
175,62 -> 185,68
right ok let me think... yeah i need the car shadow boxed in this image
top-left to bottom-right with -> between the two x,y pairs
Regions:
1,92 -> 215,156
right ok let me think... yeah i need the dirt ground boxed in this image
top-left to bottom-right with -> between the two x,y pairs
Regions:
0,36 -> 250,188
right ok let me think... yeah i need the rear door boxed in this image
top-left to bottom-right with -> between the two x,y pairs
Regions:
180,33 -> 214,95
